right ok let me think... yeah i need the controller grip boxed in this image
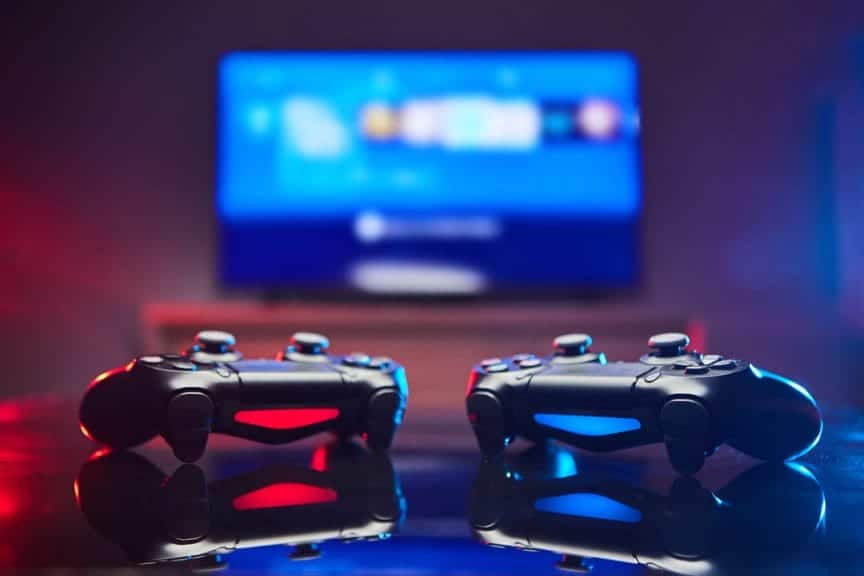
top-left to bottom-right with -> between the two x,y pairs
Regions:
725,368 -> 822,461
79,368 -> 163,449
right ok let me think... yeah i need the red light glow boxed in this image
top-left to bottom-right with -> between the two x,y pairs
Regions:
73,479 -> 80,507
87,447 -> 112,462
79,422 -> 95,441
0,489 -> 19,519
232,482 -> 338,511
88,365 -> 126,390
310,446 -> 328,472
0,403 -> 22,424
233,408 -> 339,430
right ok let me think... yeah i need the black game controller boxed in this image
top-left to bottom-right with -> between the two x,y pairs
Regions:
470,446 -> 825,575
75,441 -> 404,567
466,332 -> 822,474
80,331 -> 408,462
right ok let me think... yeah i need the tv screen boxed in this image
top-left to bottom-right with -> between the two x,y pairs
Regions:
218,52 -> 640,295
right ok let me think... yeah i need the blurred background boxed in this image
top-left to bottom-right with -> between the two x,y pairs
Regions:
1,1 -> 863,410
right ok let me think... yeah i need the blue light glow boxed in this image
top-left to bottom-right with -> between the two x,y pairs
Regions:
818,494 -> 827,532
552,450 -> 578,478
535,493 -> 642,523
219,52 -> 640,219
788,420 -> 824,460
218,53 -> 641,291
534,414 -> 641,436
783,462 -> 827,532
751,366 -> 823,459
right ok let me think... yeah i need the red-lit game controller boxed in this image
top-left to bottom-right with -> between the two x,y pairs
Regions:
80,331 -> 408,461
75,441 -> 404,567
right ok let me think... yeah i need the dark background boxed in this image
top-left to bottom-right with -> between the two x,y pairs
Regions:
1,1 -> 863,402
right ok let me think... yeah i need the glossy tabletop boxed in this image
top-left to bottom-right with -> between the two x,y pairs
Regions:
1,395 -> 861,575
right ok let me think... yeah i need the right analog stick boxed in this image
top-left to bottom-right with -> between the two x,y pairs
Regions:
553,333 -> 593,356
289,332 -> 330,355
648,332 -> 690,357
187,330 -> 242,363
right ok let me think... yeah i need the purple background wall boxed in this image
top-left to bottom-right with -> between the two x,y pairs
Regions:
1,1 -> 862,402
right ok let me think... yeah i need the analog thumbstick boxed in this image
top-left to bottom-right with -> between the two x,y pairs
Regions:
648,332 -> 690,357
553,333 -> 593,356
194,330 -> 236,353
290,332 -> 330,355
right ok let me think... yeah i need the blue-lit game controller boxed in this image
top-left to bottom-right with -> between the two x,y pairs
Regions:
466,332 -> 822,474
80,331 -> 408,462
470,445 -> 825,575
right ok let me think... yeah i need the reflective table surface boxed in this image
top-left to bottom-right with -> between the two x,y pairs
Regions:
1,396 -> 862,574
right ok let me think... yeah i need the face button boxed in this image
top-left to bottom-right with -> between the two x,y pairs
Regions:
684,365 -> 709,375
511,353 -> 536,362
172,361 -> 198,371
711,360 -> 738,370
701,354 -> 723,366
163,353 -> 184,361
648,332 -> 690,357
369,356 -> 392,369
138,355 -> 163,365
485,363 -> 509,373
215,365 -> 232,378
343,353 -> 372,367
481,358 -> 503,367
516,358 -> 542,369
195,330 -> 236,352
673,362 -> 691,370
290,332 -> 330,355
553,333 -> 593,356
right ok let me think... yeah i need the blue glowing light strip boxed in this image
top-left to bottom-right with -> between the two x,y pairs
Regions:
535,493 -> 642,523
533,414 -> 641,436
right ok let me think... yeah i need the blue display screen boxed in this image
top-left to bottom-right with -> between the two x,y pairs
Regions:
218,52 -> 640,294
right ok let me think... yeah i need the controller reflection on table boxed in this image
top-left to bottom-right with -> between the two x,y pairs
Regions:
469,444 -> 826,576
73,440 -> 405,570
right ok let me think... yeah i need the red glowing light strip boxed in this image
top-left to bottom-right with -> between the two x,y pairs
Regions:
310,446 -> 328,472
86,361 -> 135,391
233,408 -> 339,430
232,482 -> 338,510
87,447 -> 112,462
79,422 -> 95,441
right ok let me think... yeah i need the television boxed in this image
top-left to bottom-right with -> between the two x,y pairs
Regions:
217,52 -> 640,296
